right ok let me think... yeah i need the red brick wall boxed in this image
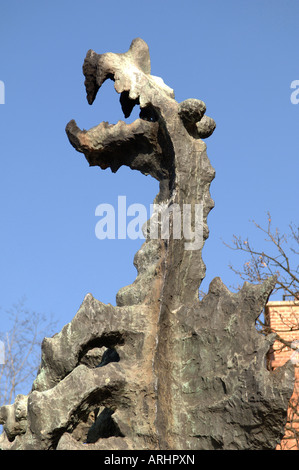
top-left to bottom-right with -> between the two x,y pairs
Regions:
265,301 -> 299,450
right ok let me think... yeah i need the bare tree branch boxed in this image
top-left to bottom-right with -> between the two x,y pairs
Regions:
0,299 -> 57,406
224,213 -> 299,299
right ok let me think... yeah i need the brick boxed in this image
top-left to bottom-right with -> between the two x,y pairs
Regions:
265,301 -> 299,450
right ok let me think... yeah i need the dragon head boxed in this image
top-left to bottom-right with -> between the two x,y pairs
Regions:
66,38 -> 215,192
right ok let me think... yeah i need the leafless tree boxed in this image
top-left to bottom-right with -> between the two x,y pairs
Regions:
225,212 -> 298,301
0,299 -> 57,406
224,212 -> 299,339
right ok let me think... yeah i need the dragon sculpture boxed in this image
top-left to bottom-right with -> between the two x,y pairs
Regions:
0,38 -> 293,450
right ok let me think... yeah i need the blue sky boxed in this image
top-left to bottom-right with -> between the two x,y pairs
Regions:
0,0 -> 298,334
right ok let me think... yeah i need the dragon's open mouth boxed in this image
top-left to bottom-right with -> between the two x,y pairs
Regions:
65,38 -> 176,182
65,38 -> 215,185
